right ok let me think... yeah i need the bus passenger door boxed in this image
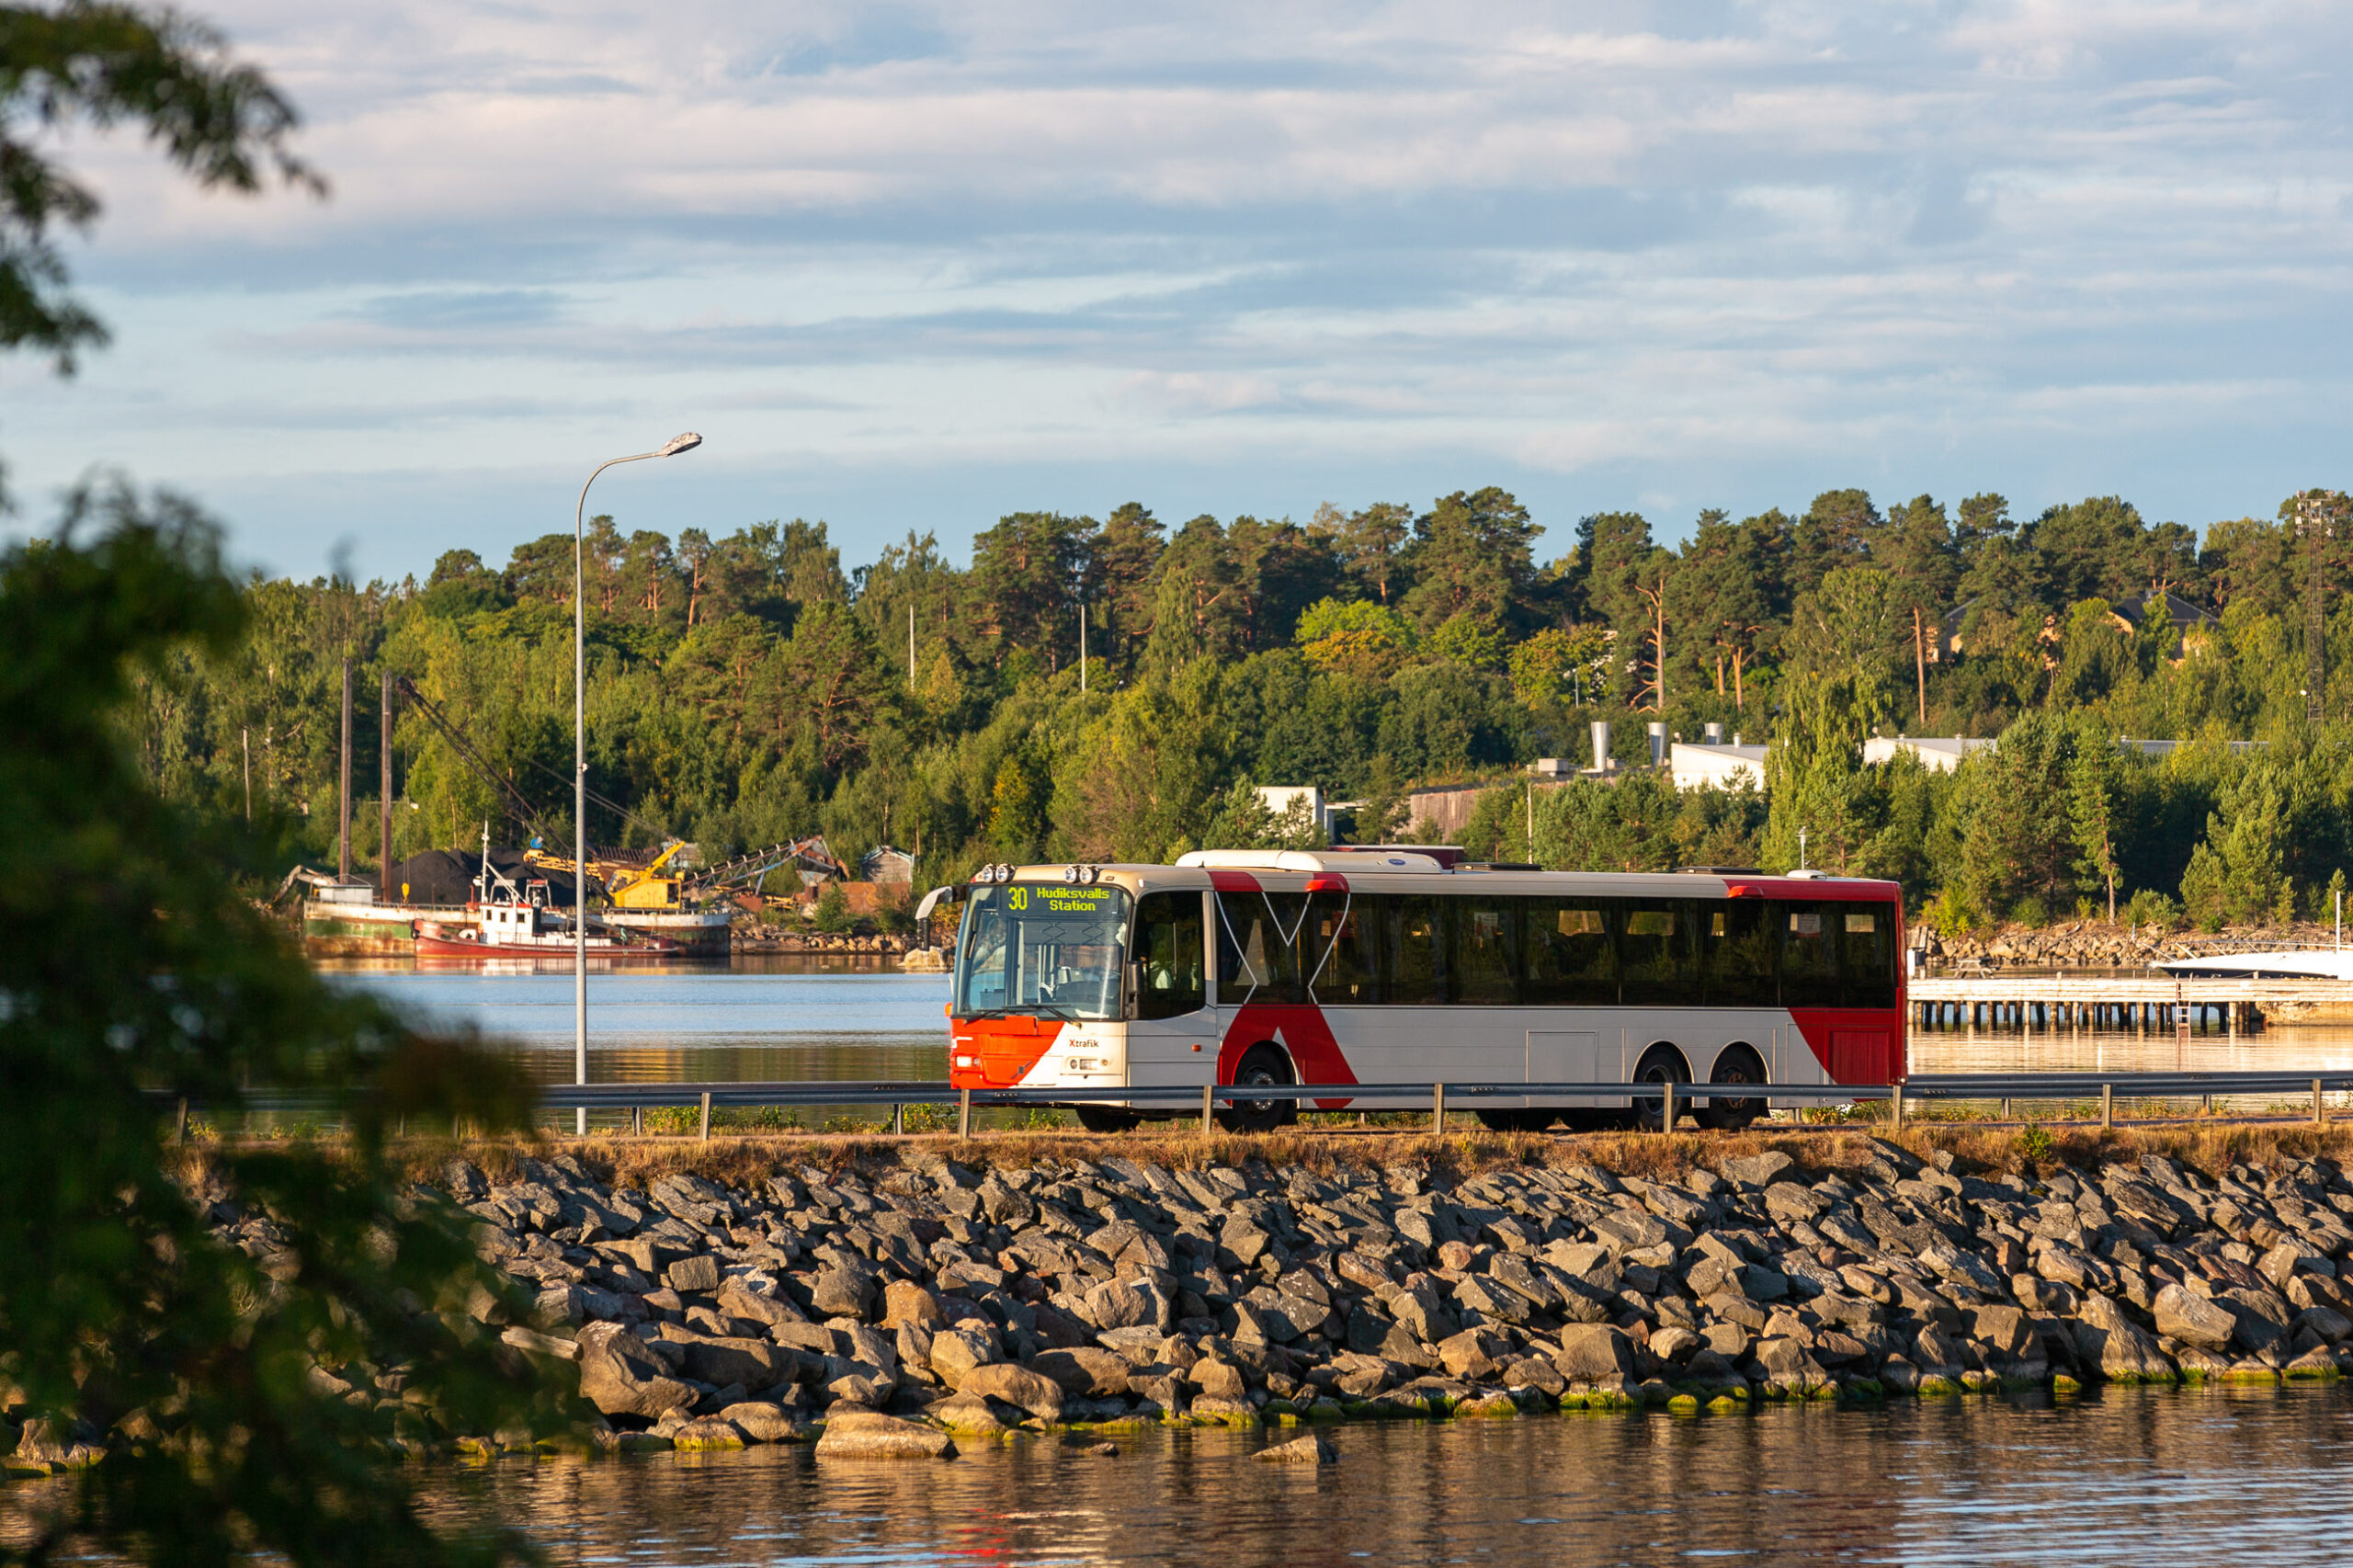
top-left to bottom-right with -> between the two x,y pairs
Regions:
1127,891 -> 1217,1087
1527,1029 -> 1598,1109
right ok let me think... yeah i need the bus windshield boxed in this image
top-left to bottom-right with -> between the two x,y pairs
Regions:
954,882 -> 1131,1020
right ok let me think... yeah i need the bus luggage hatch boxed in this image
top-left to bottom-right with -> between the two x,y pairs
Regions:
1527,1029 -> 1600,1108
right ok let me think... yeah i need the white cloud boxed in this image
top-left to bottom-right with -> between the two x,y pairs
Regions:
14,0 -> 2353,575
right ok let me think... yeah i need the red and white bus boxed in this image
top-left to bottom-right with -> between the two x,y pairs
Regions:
939,848 -> 1905,1133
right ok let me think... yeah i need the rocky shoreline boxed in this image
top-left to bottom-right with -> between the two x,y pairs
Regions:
1922,919 -> 2346,974
195,1131 -> 2353,1465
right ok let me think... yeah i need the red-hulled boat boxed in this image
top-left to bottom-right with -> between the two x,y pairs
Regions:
413,833 -> 676,959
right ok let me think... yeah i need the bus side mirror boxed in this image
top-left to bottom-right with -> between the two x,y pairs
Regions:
1125,960 -> 1142,1020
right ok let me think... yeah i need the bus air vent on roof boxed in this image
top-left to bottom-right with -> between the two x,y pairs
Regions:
1677,866 -> 1766,875
1175,849 -> 1444,873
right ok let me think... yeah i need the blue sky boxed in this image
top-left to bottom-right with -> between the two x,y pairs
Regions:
9,0 -> 2351,581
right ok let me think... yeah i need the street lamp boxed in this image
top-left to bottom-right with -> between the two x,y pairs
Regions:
573,432 -> 702,1134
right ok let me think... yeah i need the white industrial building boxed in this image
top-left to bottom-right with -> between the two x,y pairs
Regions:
1668,742 -> 1768,792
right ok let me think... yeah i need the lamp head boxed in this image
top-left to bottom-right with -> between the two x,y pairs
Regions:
658,431 -> 703,458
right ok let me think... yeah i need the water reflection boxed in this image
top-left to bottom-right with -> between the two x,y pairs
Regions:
396,1386 -> 2353,1567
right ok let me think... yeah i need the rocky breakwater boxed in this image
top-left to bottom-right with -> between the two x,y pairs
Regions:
434,1135 -> 2353,1458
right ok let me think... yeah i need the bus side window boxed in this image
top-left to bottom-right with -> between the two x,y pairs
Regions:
1779,901 -> 1838,1008
1310,892 -> 1382,1005
1216,891 -> 1303,1005
1448,896 -> 1518,1005
1386,895 -> 1446,1005
1702,900 -> 1778,1007
1620,900 -> 1695,1006
1840,904 -> 1898,1008
1523,900 -> 1614,1005
1133,891 -> 1207,1018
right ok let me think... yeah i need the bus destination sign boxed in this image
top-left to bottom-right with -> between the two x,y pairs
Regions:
1006,884 -> 1119,915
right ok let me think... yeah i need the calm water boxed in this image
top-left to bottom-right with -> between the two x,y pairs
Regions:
327,960 -> 954,1085
403,1386 -> 2353,1567
328,960 -> 2353,1089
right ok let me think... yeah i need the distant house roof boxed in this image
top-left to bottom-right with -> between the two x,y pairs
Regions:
859,846 -> 915,884
2110,589 -> 2217,633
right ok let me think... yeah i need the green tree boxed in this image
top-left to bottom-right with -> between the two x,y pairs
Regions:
972,511 -> 1091,671
2069,716 -> 2123,921
1506,624 -> 1608,710
1311,500 -> 1414,605
1789,488 -> 1881,598
3,494 -> 552,1567
1428,609 -> 1506,671
1673,510 -> 1774,710
1955,711 -> 2080,918
1295,597 -> 1416,679
1401,487 -> 1538,634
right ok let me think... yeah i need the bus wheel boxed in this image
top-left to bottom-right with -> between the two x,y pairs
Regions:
1631,1046 -> 1689,1131
1476,1110 -> 1554,1132
1075,1105 -> 1141,1133
1216,1046 -> 1293,1133
1701,1046 -> 1768,1131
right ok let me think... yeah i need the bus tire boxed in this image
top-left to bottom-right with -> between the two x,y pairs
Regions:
1075,1105 -> 1141,1133
1216,1045 -> 1293,1133
1631,1045 -> 1689,1131
1700,1046 -> 1768,1131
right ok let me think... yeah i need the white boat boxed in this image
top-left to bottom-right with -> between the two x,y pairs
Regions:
2153,950 -> 2353,982
414,829 -> 676,960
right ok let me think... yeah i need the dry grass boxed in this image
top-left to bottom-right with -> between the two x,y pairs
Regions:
333,1116 -> 2353,1195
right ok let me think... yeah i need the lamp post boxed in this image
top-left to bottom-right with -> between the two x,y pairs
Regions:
573,432 -> 702,1134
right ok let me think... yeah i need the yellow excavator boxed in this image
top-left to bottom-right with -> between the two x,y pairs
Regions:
525,841 -> 696,910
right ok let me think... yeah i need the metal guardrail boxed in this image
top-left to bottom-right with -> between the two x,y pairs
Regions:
164,1069 -> 2353,1140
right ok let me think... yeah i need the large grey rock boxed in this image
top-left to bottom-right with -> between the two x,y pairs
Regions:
1437,1328 -> 1505,1381
2295,1305 -> 2353,1343
1392,1284 -> 1457,1345
1720,1153 -> 1793,1188
1255,1433 -> 1337,1464
929,1326 -> 1000,1386
880,1280 -> 945,1330
575,1323 -> 697,1420
720,1402 -> 803,1443
960,1362 -> 1065,1419
813,1410 -> 956,1460
664,1331 -> 795,1391
1648,1325 -> 1700,1364
664,1255 -> 720,1294
2072,1292 -> 2176,1382
1763,1182 -> 1828,1222
1554,1324 -> 1636,1381
1029,1346 -> 1131,1399
811,1266 -> 879,1322
1086,1277 -> 1172,1334
1965,1304 -> 2035,1359
2152,1284 -> 2235,1350
1190,1358 -> 1248,1402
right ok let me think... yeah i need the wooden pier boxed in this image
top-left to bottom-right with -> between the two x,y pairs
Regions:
1910,972 -> 2353,1042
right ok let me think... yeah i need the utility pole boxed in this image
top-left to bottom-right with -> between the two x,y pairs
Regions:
2297,491 -> 2339,725
1913,605 -> 1928,728
908,604 -> 916,687
380,671 -> 394,901
338,655 -> 353,882
1080,602 -> 1088,694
